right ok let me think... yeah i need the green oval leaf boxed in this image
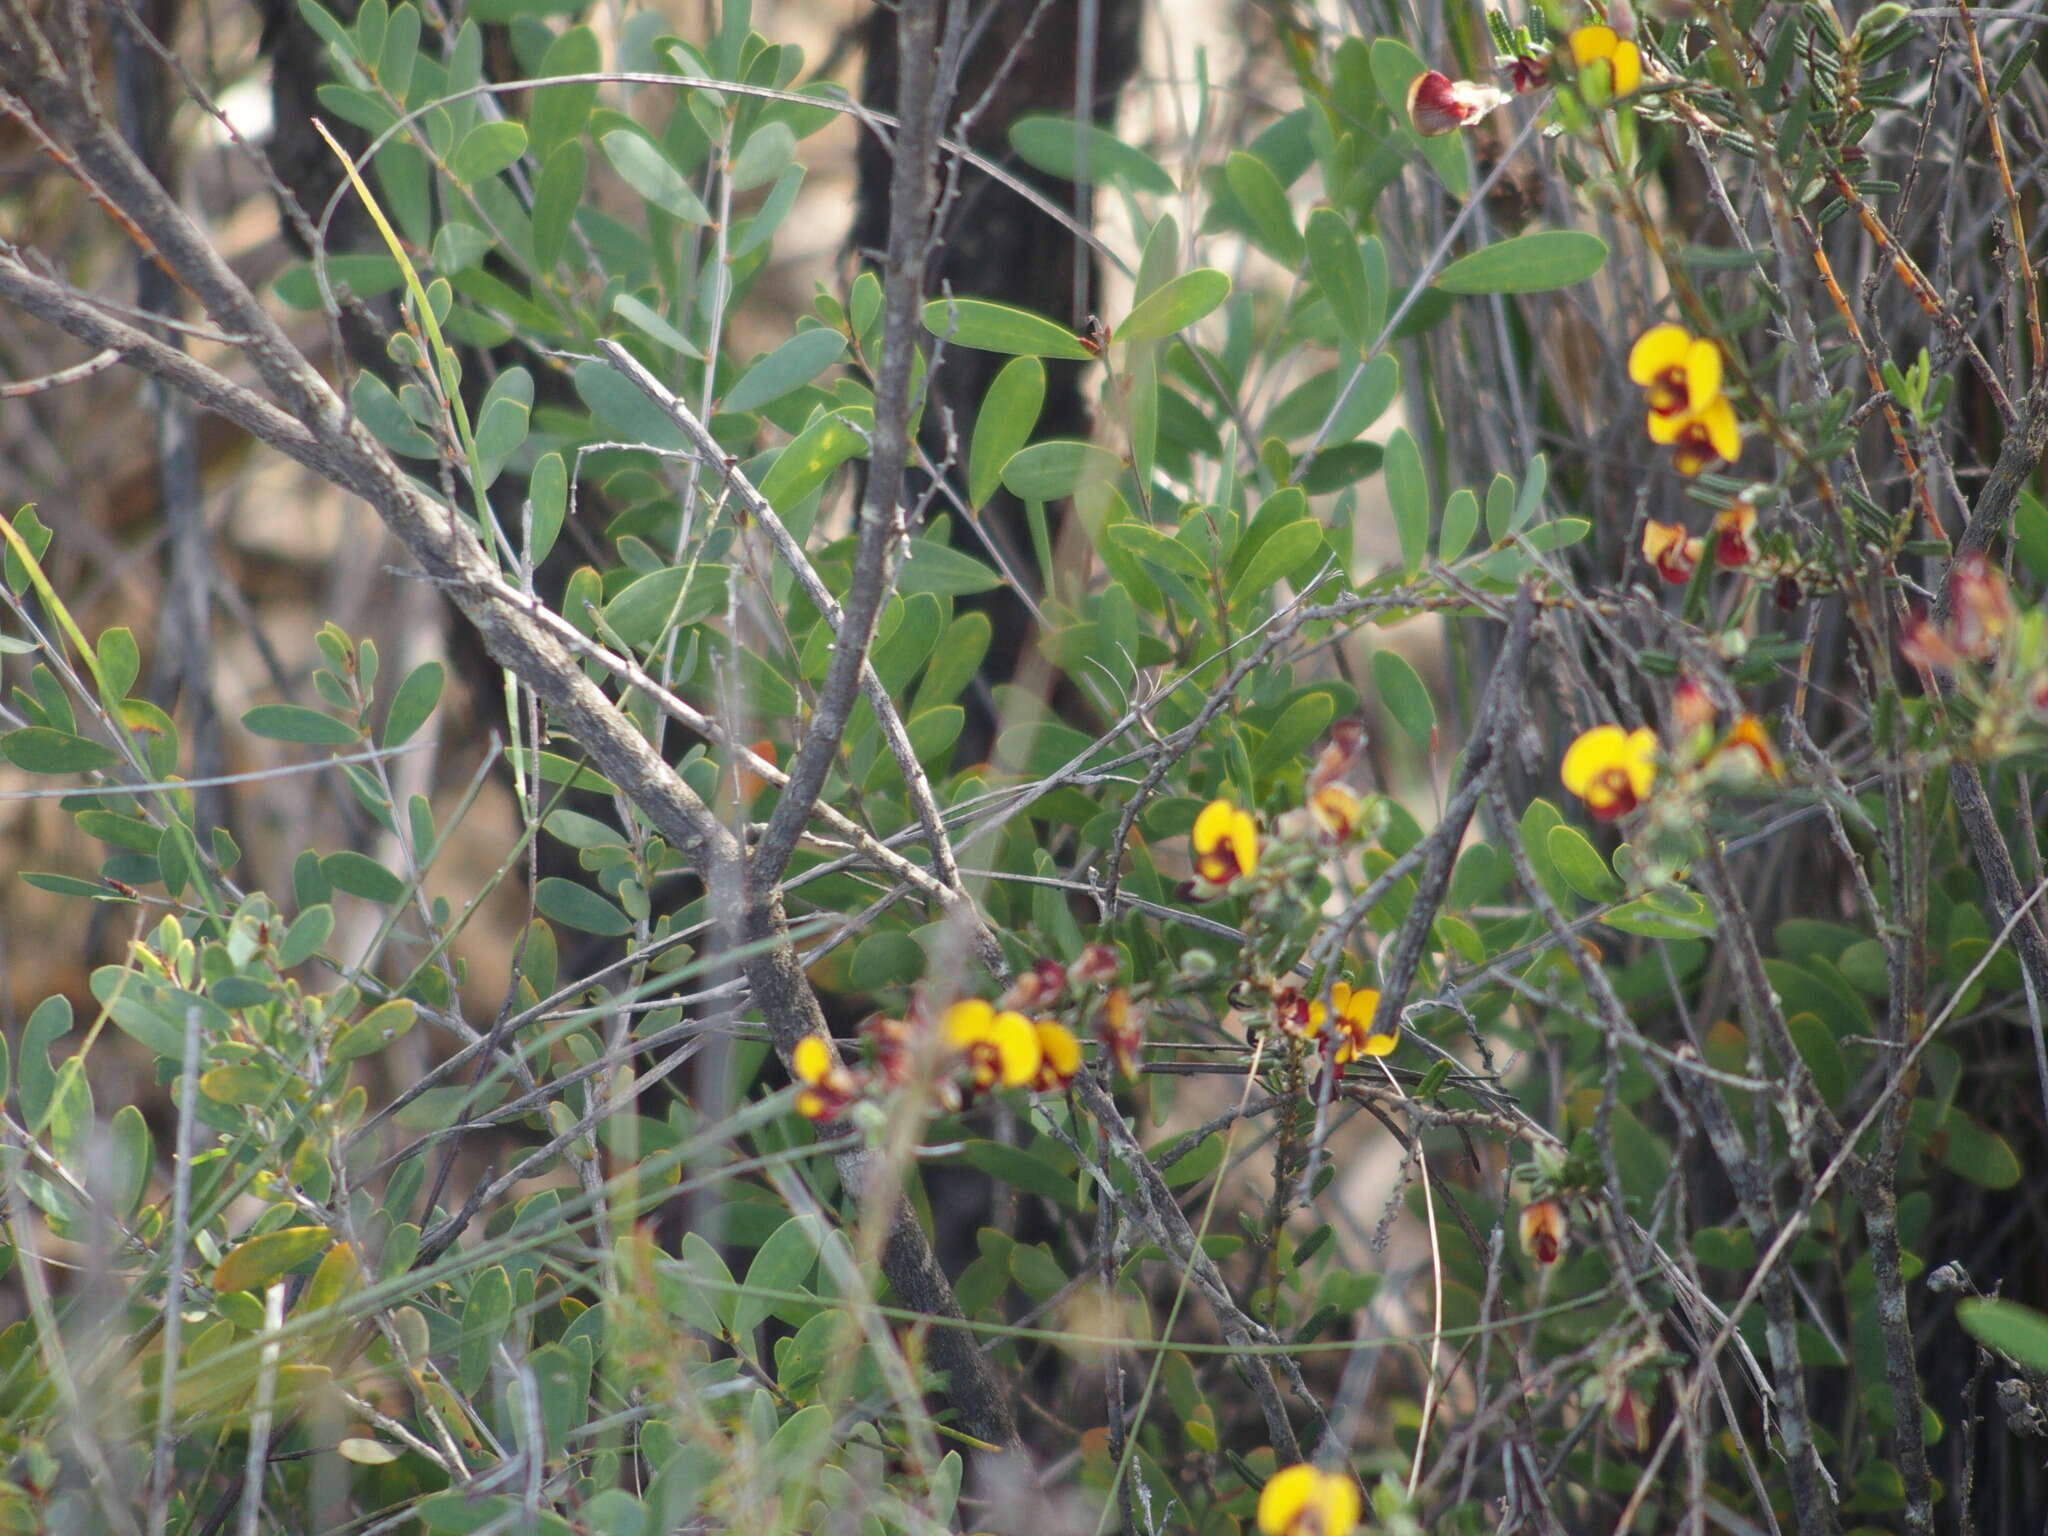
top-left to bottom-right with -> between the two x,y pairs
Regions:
244,705 -> 360,747
332,999 -> 419,1063
1223,151 -> 1302,264
1001,440 -> 1123,502
535,876 -> 633,936
1007,115 -> 1175,194
321,851 -> 410,905
449,120 -> 528,183
723,328 -> 847,413
1306,208 -> 1371,350
600,130 -> 713,225
968,356 -> 1046,508
1383,428 -> 1430,576
1439,487 -> 1479,563
1,727 -> 120,775
1435,232 -> 1610,295
1116,269 -> 1231,345
381,662 -> 445,748
602,565 -> 730,647
1371,650 -> 1436,750
922,297 -> 1093,359
213,1227 -> 332,1296
1958,1298 -> 2048,1372
1545,824 -> 1621,902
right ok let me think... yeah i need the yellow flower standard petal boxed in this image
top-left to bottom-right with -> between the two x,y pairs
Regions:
1627,324 -> 1690,386
1561,725 -> 1658,821
988,1010 -> 1042,1086
942,999 -> 995,1051
793,1035 -> 834,1085
1256,1463 -> 1361,1536
1034,1021 -> 1082,1091
791,1034 -> 857,1123
1630,326 -> 1723,418
1192,798 -> 1259,885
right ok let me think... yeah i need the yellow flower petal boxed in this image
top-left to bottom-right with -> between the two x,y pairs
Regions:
1610,38 -> 1643,97
1627,323 -> 1691,385
1035,1021 -> 1082,1088
792,1035 -> 834,1086
1570,24 -> 1620,68
943,999 -> 995,1050
1231,808 -> 1260,876
990,1010 -> 1043,1087
1256,1464 -> 1361,1536
1560,724 -> 1630,796
1682,337 -> 1722,411
1192,798 -> 1237,852
1646,407 -> 1683,445
1621,727 -> 1659,797
1701,396 -> 1741,460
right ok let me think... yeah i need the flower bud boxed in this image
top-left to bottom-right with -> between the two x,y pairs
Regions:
1949,553 -> 2013,658
1518,1198 -> 1568,1266
1711,504 -> 1757,569
1671,675 -> 1716,737
1071,942 -> 1121,986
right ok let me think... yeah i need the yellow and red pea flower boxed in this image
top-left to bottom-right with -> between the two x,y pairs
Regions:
1307,782 -> 1365,843
1712,714 -> 1782,778
1565,24 -> 1643,101
1256,1463 -> 1361,1536
1629,324 -> 1741,475
1560,724 -> 1659,822
792,1034 -> 860,1124
1406,69 -> 1513,136
1098,987 -> 1144,1078
942,999 -> 1043,1092
1033,1021 -> 1083,1091
1192,798 -> 1259,887
1314,980 -> 1396,1066
1519,1197 -> 1569,1266
1711,503 -> 1758,568
1628,324 -> 1722,420
1641,520 -> 1702,585
1649,393 -> 1742,477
